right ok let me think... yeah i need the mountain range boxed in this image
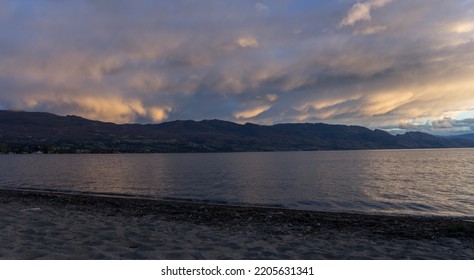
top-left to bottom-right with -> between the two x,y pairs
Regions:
447,133 -> 474,141
1,110 -> 474,153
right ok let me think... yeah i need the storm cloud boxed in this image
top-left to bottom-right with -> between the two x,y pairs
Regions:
0,0 -> 473,134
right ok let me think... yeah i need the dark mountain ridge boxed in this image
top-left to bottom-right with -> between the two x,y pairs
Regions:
1,110 -> 473,153
447,133 -> 474,141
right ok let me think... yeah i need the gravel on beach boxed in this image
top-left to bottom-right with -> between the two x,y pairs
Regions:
1,189 -> 473,259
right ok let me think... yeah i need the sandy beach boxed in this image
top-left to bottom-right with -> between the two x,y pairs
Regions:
0,189 -> 473,260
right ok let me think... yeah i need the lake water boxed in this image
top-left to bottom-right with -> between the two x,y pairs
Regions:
1,149 -> 474,217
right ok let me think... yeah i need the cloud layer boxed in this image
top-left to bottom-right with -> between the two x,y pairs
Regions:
340,0 -> 393,27
0,0 -> 474,134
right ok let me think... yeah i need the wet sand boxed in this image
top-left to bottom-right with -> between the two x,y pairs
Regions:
1,189 -> 473,259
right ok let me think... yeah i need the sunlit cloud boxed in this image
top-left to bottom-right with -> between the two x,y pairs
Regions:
362,91 -> 414,116
451,21 -> 474,33
74,97 -> 146,123
355,25 -> 387,35
148,106 -> 172,122
19,95 -> 148,124
234,105 -> 271,119
236,37 -> 259,48
340,0 -> 393,27
266,94 -> 278,102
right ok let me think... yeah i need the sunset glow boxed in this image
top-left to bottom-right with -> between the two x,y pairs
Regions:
0,0 -> 473,134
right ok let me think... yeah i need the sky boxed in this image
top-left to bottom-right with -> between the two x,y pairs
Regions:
1,0 -> 474,135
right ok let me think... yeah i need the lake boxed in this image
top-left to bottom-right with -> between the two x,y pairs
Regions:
1,149 -> 474,217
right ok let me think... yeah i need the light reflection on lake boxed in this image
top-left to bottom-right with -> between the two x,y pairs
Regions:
1,149 -> 474,217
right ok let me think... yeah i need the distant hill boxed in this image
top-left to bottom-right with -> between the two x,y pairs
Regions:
1,110 -> 474,153
447,133 -> 474,141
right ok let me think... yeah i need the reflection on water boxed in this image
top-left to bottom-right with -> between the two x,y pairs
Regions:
1,149 -> 474,217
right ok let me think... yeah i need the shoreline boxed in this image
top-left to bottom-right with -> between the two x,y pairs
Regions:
3,187 -> 473,220
1,188 -> 474,259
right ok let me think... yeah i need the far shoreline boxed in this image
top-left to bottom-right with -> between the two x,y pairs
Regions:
2,146 -> 474,155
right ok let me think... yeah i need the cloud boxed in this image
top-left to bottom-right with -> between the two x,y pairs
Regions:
450,21 -> 474,33
340,2 -> 372,27
396,117 -> 474,135
87,56 -> 125,82
266,94 -> 278,102
399,120 -> 420,130
432,117 -> 456,129
148,106 -> 172,122
0,0 -> 474,134
234,105 -> 271,119
18,94 -> 156,124
255,3 -> 268,13
236,37 -> 259,48
340,0 -> 393,27
430,117 -> 474,133
371,0 -> 393,8
73,97 -> 147,123
355,25 -> 387,35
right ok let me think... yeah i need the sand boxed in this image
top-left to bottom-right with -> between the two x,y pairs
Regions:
0,189 -> 473,259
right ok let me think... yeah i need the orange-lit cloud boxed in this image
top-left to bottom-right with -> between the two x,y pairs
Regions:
148,106 -> 172,122
451,22 -> 474,33
234,105 -> 271,119
18,94 -> 171,124
236,37 -> 259,48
